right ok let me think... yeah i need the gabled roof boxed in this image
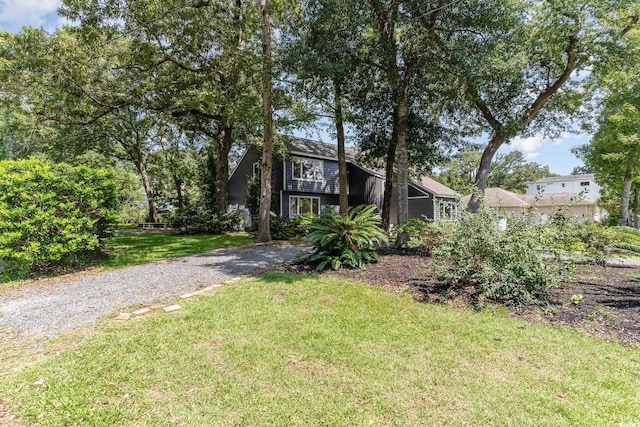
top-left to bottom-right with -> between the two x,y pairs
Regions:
283,136 -> 358,162
460,188 -> 530,208
283,136 -> 459,199
415,176 -> 460,198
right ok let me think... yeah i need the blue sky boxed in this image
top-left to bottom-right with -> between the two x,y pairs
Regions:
1,0 -> 589,175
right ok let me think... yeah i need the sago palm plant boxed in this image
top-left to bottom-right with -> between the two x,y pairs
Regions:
305,204 -> 388,271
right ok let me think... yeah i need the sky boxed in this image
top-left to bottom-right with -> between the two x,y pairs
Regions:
1,0 -> 590,176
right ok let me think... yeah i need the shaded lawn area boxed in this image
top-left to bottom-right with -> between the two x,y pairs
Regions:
2,273 -> 639,426
101,232 -> 255,269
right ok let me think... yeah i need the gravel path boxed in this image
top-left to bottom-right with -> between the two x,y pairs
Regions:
0,243 -> 308,339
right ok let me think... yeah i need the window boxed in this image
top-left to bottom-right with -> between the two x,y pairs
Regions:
252,161 -> 260,177
536,185 -> 542,191
292,158 -> 323,181
561,183 -> 565,188
289,196 -> 320,217
580,181 -> 590,186
437,200 -> 459,221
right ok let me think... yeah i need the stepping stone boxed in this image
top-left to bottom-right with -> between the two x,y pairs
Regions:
198,285 -> 223,294
114,313 -> 131,321
133,308 -> 152,316
180,292 -> 199,299
163,305 -> 181,313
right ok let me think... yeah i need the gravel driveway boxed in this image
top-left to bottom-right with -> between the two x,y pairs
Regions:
0,243 -> 308,339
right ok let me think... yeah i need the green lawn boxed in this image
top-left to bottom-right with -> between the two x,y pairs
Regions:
2,273 -> 638,426
101,232 -> 255,269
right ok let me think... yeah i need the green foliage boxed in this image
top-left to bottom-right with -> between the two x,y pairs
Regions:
392,218 -> 451,255
0,158 -> 118,280
545,221 -> 617,265
168,206 -> 243,235
433,210 -> 571,307
438,147 -> 557,195
269,213 -> 314,240
305,205 -> 388,270
612,226 -> 640,246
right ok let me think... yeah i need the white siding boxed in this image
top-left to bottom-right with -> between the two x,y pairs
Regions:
526,175 -> 601,200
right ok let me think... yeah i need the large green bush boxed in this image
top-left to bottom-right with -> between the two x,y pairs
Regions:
432,210 -> 572,307
305,205 -> 388,270
270,213 -> 314,240
0,158 -> 118,279
168,206 -> 243,235
392,218 -> 452,255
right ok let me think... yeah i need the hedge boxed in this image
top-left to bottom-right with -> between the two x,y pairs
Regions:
0,158 -> 119,279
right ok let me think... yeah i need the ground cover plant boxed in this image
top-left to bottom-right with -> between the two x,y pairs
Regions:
1,273 -> 638,426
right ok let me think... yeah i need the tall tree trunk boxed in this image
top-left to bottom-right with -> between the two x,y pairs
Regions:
258,0 -> 273,243
215,125 -> 233,215
133,150 -> 159,223
634,187 -> 640,229
172,174 -> 185,210
334,77 -> 349,215
620,157 -> 635,226
396,87 -> 410,226
381,116 -> 398,232
467,133 -> 507,213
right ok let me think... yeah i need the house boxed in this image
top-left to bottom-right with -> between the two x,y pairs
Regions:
526,174 -> 601,201
460,187 -> 604,223
228,136 -> 460,225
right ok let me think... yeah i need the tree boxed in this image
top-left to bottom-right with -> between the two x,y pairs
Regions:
446,1 -> 639,212
438,146 -> 556,195
577,89 -> 640,226
61,0 -> 264,216
350,1 -> 457,230
257,0 -> 274,243
281,0 -> 363,215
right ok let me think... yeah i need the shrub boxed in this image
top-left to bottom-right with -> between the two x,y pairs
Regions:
305,204 -> 388,271
168,206 -> 243,235
432,209 -> 572,307
0,158 -> 118,280
548,222 -> 616,264
392,218 -> 452,255
270,213 -> 315,240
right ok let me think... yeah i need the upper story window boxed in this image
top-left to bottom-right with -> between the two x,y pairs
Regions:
580,181 -> 590,186
292,157 -> 323,181
252,161 -> 260,177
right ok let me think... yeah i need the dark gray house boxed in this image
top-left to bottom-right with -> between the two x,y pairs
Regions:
228,137 -> 460,225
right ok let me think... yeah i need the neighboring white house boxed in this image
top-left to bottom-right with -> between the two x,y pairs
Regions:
525,174 -> 601,201
460,188 -> 605,223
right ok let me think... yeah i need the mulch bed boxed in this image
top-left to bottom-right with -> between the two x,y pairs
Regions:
280,253 -> 640,345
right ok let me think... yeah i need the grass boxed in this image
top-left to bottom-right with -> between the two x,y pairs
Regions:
101,232 -> 255,269
1,272 -> 638,426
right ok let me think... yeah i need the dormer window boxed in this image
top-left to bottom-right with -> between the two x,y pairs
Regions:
292,157 -> 323,181
580,181 -> 590,186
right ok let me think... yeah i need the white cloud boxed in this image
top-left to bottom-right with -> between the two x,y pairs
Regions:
511,136 -> 544,159
0,0 -> 61,31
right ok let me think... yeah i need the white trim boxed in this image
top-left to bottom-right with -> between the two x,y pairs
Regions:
291,157 -> 324,182
408,195 -> 430,200
289,195 -> 321,217
280,190 -> 283,216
